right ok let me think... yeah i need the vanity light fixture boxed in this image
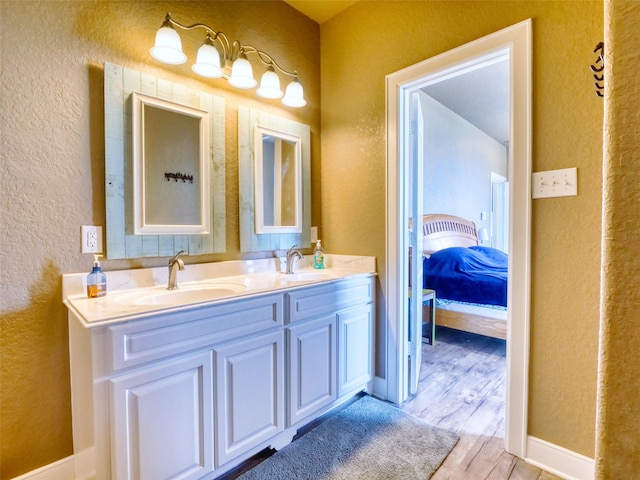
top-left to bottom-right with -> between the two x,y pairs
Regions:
151,12 -> 306,108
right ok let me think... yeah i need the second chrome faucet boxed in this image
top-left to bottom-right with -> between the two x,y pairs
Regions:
285,245 -> 303,274
167,250 -> 185,290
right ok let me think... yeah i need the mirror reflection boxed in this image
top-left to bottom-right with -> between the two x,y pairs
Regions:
255,127 -> 302,234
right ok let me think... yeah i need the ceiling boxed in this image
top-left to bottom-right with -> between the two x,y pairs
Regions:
421,59 -> 510,145
283,0 -> 357,24
284,1 -> 509,145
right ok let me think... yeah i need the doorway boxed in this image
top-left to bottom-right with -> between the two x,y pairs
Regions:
384,20 -> 532,458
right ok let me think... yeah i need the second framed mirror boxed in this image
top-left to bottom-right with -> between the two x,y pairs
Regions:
238,106 -> 310,253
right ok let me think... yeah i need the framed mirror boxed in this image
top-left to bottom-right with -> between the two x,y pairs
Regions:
238,106 -> 310,253
254,126 -> 302,234
132,92 -> 210,235
104,63 -> 226,259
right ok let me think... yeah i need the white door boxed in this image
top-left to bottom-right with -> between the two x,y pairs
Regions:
407,93 -> 424,397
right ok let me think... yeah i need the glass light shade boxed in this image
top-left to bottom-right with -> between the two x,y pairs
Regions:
256,67 -> 283,99
282,79 -> 306,107
150,26 -> 187,65
192,42 -> 222,78
228,57 -> 257,89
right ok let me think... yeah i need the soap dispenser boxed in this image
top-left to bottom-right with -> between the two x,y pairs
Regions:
313,240 -> 325,269
87,254 -> 107,298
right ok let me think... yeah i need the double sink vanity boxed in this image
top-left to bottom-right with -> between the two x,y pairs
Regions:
63,254 -> 376,480
67,63 -> 376,479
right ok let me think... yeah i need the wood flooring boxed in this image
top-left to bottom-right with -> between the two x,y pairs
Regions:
402,326 -> 562,480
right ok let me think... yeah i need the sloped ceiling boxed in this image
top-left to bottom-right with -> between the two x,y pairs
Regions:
422,59 -> 510,145
284,1 -> 509,144
283,0 -> 357,24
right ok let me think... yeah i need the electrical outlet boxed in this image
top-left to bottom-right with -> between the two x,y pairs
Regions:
81,225 -> 103,253
310,226 -> 318,243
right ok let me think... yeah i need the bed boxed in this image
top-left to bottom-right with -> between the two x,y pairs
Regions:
419,214 -> 508,340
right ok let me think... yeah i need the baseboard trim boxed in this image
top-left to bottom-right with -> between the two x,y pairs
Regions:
10,456 -> 75,480
526,435 -> 594,480
13,434 -> 595,480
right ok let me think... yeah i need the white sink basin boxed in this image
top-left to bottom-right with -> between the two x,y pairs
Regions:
278,271 -> 338,283
115,283 -> 247,306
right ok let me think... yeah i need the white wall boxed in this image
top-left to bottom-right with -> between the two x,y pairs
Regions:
419,91 -> 507,232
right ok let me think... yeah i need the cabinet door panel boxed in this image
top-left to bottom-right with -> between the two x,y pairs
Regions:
110,351 -> 214,480
215,331 -> 284,467
288,315 -> 336,426
338,304 -> 373,397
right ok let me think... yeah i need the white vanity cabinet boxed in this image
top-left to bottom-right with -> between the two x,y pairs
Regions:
69,293 -> 284,480
287,314 -> 337,426
67,272 -> 375,480
286,275 -> 375,426
214,329 -> 285,467
109,350 -> 215,480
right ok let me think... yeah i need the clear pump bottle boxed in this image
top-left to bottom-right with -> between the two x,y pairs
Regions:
313,240 -> 325,269
87,254 -> 107,298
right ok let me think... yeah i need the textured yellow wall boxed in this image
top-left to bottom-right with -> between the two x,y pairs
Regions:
0,1 -> 319,478
321,1 -> 603,457
595,1 -> 640,477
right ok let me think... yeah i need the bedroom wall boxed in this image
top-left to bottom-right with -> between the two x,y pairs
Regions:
321,0 -> 603,458
0,2 -> 320,478
419,91 -> 508,234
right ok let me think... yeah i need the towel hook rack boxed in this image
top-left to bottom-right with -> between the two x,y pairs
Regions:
591,42 -> 604,97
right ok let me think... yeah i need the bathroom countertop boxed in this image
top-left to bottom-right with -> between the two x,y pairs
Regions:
63,254 -> 376,328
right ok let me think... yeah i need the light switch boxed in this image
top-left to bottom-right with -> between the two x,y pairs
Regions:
531,168 -> 577,199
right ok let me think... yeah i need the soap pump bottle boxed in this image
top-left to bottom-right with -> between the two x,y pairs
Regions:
313,240 -> 325,269
87,254 -> 107,298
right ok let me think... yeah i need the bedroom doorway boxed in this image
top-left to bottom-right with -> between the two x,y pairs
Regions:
384,20 -> 532,458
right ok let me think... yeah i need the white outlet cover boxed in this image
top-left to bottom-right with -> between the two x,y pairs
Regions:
81,225 -> 103,253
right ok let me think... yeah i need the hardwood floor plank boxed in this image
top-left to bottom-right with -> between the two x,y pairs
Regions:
404,327 -> 563,480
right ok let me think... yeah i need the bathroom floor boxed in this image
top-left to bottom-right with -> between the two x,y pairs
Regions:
402,326 -> 561,479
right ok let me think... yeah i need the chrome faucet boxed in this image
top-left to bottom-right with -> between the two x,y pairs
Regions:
167,250 -> 185,290
285,245 -> 303,274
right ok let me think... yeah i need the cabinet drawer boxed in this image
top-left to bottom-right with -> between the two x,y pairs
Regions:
108,294 -> 283,372
286,276 -> 374,324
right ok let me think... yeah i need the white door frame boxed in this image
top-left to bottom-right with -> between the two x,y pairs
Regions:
384,19 -> 532,458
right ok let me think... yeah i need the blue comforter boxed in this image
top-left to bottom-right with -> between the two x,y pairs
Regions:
422,246 -> 508,307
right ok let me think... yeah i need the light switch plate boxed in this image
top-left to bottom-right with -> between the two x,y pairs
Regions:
532,168 -> 578,199
310,226 -> 318,243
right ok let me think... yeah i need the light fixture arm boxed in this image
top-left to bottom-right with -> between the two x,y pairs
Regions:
162,13 -> 231,62
162,12 -> 298,79
240,44 -> 298,78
